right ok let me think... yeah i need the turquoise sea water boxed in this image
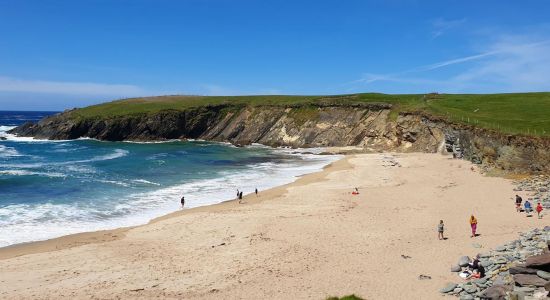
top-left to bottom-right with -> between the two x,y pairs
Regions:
0,111 -> 339,247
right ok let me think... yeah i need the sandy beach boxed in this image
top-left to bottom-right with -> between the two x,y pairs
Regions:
1,153 -> 548,299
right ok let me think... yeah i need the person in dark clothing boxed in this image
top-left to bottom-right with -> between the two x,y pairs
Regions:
255,188 -> 258,196
469,255 -> 485,278
515,195 -> 523,212
238,191 -> 244,204
180,196 -> 185,208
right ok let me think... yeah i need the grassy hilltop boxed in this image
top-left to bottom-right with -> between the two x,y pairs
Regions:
71,92 -> 550,137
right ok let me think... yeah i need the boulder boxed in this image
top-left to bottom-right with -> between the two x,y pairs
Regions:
537,270 -> 550,280
477,285 -> 512,300
459,294 -> 474,300
451,264 -> 462,272
459,256 -> 471,267
509,266 -> 539,274
439,283 -> 458,293
525,253 -> 550,270
513,274 -> 548,287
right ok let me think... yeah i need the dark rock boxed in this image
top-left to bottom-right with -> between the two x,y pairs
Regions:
439,283 -> 458,293
524,253 -> 550,270
451,265 -> 462,272
478,285 -> 512,300
509,266 -> 539,275
513,274 -> 548,287
459,256 -> 471,267
545,281 -> 550,292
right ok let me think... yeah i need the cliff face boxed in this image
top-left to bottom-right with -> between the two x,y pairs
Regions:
9,104 -> 550,173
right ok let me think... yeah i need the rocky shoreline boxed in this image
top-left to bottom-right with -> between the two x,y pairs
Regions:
440,227 -> 550,299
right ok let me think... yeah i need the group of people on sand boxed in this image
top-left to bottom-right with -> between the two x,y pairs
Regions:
515,194 -> 544,219
179,188 -> 259,208
437,214 -> 479,240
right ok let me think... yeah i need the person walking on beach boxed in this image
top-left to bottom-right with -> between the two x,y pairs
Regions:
255,188 -> 258,196
536,202 -> 544,219
438,220 -> 445,240
469,215 -> 478,238
515,195 -> 523,212
238,191 -> 243,204
525,200 -> 533,215
180,196 -> 185,208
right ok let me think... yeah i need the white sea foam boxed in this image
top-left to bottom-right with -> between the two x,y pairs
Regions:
0,170 -> 66,178
0,151 -> 342,247
0,145 -> 22,158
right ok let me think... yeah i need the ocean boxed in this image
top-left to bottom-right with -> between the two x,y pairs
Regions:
0,111 -> 340,247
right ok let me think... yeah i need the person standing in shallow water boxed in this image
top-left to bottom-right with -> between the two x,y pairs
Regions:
180,196 -> 185,208
438,220 -> 445,240
469,215 -> 478,238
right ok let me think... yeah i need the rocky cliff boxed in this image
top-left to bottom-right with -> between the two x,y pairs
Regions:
9,103 -> 550,174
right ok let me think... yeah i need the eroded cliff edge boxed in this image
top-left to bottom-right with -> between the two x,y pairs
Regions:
9,103 -> 550,174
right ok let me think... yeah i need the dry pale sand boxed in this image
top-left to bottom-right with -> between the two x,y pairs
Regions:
0,153 -> 548,300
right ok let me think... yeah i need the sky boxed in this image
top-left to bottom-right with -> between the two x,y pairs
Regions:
1,0 -> 550,110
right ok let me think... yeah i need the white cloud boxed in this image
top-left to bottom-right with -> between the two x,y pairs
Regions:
0,76 -> 146,96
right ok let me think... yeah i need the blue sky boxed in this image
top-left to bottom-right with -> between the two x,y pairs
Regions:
1,0 -> 550,110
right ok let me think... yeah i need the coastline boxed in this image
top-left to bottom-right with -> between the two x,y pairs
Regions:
0,154 -> 347,260
1,152 -> 549,299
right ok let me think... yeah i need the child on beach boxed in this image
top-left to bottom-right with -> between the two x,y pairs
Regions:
469,215 -> 477,238
536,202 -> 544,219
438,220 -> 444,240
180,196 -> 185,208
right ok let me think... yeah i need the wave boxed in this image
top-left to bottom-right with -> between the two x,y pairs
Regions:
0,151 -> 341,247
132,179 -> 161,186
0,170 -> 66,178
0,145 -> 22,158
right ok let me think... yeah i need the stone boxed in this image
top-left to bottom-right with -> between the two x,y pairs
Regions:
508,266 -> 538,274
525,252 -> 550,269
453,287 -> 463,294
459,294 -> 474,300
543,226 -> 550,232
537,270 -> 550,280
513,274 -> 548,287
495,245 -> 506,252
478,285 -> 512,300
472,243 -> 482,248
545,281 -> 550,292
514,286 -> 535,293
480,260 -> 493,268
439,283 -> 458,293
473,277 -> 488,284
508,291 -> 525,300
463,284 -> 477,293
459,256 -> 471,267
451,265 -> 462,272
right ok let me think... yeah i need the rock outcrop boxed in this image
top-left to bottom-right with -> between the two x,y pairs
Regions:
9,103 -> 550,174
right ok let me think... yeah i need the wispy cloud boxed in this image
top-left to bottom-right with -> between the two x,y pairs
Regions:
0,76 -> 147,96
431,18 -> 466,38
349,33 -> 550,93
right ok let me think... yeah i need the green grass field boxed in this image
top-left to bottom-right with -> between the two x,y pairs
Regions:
70,92 -> 550,137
